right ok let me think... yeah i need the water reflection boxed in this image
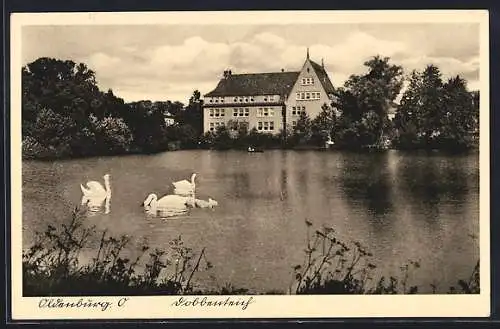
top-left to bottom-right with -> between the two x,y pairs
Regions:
395,154 -> 475,221
80,195 -> 111,216
337,152 -> 394,217
144,205 -> 188,219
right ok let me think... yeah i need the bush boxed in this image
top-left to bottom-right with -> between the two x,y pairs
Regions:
23,206 -> 212,296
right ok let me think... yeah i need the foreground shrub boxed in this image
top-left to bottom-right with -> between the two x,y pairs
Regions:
23,206 -> 212,296
290,220 -> 480,295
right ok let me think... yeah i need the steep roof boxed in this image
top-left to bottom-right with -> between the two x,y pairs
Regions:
205,71 -> 300,97
310,60 -> 335,94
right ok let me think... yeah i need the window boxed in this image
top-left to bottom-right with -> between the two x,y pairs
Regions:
250,97 -> 254,102
245,108 -> 250,117
301,92 -> 305,100
269,109 -> 274,117
233,97 -> 238,102
220,109 -> 225,117
239,108 -> 245,116
209,122 -> 215,131
306,92 -> 310,100
263,96 -> 268,102
268,95 -> 274,102
233,109 -> 238,117
220,97 -> 225,103
257,108 -> 263,117
292,121 -> 297,127
301,77 -> 314,85
215,98 -> 219,103
245,98 -> 248,102
214,109 -> 220,117
209,109 -> 214,117
263,122 -> 269,131
269,121 -> 274,130
209,98 -> 213,103
239,97 -> 243,102
263,108 -> 269,117
296,92 -> 301,100
258,122 -> 263,130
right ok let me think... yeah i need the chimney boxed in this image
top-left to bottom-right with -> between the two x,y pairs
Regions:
223,69 -> 232,79
281,68 -> 285,72
321,58 -> 324,68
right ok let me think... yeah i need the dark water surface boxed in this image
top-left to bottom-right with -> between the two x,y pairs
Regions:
22,149 -> 479,293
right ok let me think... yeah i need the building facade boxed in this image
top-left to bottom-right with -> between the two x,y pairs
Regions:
203,50 -> 335,135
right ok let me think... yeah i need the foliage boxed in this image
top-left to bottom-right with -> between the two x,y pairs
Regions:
393,66 -> 478,151
333,56 -> 403,149
23,207 -> 212,296
21,57 -> 204,159
291,220 -> 479,295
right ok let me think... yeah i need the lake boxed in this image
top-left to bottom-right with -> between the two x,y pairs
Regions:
22,149 -> 480,294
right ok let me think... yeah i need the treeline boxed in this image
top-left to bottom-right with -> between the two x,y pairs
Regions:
22,56 -> 479,159
22,57 -> 203,159
204,56 -> 479,152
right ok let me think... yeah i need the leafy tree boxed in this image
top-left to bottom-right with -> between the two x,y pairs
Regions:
176,90 -> 203,138
437,76 -> 477,150
311,103 -> 338,146
334,55 -> 403,149
292,111 -> 313,145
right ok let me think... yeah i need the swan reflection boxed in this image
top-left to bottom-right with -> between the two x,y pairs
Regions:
80,195 -> 111,216
144,205 -> 189,219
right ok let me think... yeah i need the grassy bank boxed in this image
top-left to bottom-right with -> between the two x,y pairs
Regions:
22,207 -> 479,296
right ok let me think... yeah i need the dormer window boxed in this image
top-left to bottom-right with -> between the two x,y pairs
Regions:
233,97 -> 238,102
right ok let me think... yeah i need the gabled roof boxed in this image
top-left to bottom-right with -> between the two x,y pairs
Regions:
309,60 -> 335,94
204,71 -> 300,97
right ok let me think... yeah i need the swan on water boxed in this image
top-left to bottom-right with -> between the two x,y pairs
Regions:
81,174 -> 111,198
143,193 -> 193,210
172,173 -> 196,195
194,198 -> 218,208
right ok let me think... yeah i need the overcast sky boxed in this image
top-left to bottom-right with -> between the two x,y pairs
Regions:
22,23 -> 480,104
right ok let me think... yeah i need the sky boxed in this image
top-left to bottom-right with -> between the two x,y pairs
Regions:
22,23 -> 480,104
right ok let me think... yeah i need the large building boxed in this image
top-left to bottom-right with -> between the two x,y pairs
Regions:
203,50 -> 335,134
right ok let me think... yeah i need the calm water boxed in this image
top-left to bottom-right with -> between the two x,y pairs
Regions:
22,150 -> 479,294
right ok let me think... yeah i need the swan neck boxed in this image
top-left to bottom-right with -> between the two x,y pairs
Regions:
104,177 -> 111,194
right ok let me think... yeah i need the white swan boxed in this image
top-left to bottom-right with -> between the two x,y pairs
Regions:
194,198 -> 218,209
172,173 -> 196,195
143,193 -> 192,210
81,174 -> 111,198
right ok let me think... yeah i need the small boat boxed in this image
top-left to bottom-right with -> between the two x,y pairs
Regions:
247,146 -> 264,153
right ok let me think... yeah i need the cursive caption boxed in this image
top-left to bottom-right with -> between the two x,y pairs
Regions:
172,296 -> 255,310
38,297 -> 129,312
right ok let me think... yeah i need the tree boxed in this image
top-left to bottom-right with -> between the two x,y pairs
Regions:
292,111 -> 313,146
334,55 -> 403,149
437,76 -> 477,150
176,90 -> 203,138
311,103 -> 338,146
419,65 -> 444,146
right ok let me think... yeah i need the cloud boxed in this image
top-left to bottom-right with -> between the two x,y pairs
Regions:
22,25 -> 480,103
